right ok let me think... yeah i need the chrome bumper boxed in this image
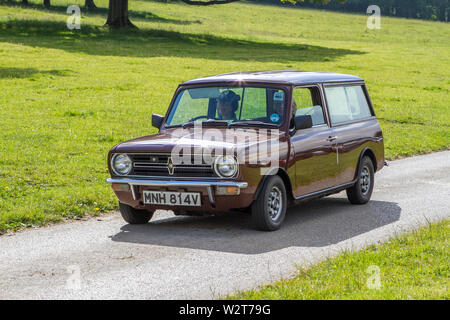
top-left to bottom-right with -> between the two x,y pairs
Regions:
106,178 -> 248,204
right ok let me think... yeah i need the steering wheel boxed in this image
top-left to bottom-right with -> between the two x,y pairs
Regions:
189,115 -> 208,122
189,116 -> 220,122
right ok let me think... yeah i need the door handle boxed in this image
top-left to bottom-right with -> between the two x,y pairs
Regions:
327,136 -> 338,142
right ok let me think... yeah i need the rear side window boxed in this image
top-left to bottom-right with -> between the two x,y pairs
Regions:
325,85 -> 372,125
292,87 -> 325,126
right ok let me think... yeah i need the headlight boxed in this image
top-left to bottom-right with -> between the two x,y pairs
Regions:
214,155 -> 238,178
111,154 -> 132,175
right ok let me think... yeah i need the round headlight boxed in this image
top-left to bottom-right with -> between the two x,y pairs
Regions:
214,155 -> 238,178
112,154 -> 132,175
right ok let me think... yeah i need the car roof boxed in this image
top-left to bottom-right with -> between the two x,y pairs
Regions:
181,70 -> 364,86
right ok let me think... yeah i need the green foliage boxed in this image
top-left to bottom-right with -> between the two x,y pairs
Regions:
268,0 -> 450,21
0,0 -> 449,232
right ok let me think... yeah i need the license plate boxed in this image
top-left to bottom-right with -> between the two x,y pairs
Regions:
143,191 -> 201,207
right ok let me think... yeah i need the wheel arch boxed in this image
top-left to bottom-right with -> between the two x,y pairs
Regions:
253,167 -> 294,202
355,147 -> 377,180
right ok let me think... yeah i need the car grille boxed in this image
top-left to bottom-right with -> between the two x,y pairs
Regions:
128,153 -> 216,178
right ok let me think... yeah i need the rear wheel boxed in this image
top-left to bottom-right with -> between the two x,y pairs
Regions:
119,203 -> 154,224
251,175 -> 287,231
346,156 -> 374,204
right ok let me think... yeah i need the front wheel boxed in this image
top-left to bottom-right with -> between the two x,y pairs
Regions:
119,203 -> 154,224
346,156 -> 375,204
251,175 -> 287,231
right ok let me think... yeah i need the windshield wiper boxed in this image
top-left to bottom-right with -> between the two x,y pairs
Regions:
182,119 -> 229,128
228,120 -> 279,128
180,119 -> 279,129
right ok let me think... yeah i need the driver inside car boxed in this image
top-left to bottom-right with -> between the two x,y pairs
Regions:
217,90 -> 240,121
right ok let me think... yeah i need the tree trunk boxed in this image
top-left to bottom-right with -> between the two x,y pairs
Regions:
105,0 -> 136,28
43,0 -> 50,8
22,0 -> 29,5
441,5 -> 448,22
85,0 -> 97,9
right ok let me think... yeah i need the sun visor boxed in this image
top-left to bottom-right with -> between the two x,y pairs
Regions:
188,87 -> 221,99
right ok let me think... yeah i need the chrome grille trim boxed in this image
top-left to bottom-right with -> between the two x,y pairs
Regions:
125,153 -> 217,178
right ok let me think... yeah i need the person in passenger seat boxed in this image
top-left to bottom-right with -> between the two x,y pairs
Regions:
290,99 -> 297,127
271,98 -> 297,125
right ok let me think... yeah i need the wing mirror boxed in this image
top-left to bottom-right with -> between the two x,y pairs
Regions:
152,114 -> 164,129
294,115 -> 313,130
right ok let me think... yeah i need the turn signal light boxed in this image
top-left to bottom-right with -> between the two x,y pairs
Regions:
216,186 -> 240,195
112,183 -> 130,192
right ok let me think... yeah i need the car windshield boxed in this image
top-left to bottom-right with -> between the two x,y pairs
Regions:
165,86 -> 287,127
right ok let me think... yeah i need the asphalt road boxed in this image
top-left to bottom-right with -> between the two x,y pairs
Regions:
0,151 -> 449,299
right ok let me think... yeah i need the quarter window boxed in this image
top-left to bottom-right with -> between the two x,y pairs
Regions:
292,87 -> 325,126
325,85 -> 372,125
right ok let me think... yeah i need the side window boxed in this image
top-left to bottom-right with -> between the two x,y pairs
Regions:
292,87 -> 325,126
325,85 -> 372,125
344,86 -> 372,120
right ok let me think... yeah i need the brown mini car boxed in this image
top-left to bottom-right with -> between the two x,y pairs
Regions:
107,71 -> 386,231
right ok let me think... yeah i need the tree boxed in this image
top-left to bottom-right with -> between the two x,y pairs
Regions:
106,0 -> 134,28
43,0 -> 50,8
275,0 -> 448,22
105,0 -> 241,28
105,0 -> 345,28
85,0 -> 97,9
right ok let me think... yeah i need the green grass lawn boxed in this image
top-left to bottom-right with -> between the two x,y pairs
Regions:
0,0 -> 449,232
227,219 -> 449,299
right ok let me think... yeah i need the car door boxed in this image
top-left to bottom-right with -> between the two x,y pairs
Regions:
290,85 -> 338,197
323,83 -> 377,186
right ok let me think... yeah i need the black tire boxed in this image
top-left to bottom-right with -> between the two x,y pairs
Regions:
251,175 -> 287,231
119,203 -> 154,224
346,156 -> 375,204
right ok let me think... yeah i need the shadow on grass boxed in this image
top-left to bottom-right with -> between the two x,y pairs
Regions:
111,197 -> 401,254
0,2 -> 200,25
0,67 -> 71,79
0,19 -> 365,62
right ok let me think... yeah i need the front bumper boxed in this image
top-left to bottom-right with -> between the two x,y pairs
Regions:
106,178 -> 248,206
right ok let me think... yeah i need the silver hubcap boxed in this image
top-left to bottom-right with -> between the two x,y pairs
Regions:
267,186 -> 282,221
360,166 -> 371,195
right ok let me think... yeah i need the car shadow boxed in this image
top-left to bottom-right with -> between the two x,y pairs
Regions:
111,196 -> 401,254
